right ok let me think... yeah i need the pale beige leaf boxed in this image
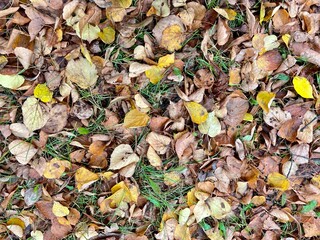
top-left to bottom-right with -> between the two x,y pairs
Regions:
8,140 -> 37,165
22,97 -> 49,132
0,74 -> 24,89
14,47 -> 33,69
147,146 -> 162,168
52,201 -> 70,217
146,132 -> 171,154
194,200 -> 211,223
65,57 -> 98,89
109,144 -> 139,170
9,123 -> 33,138
207,197 -> 232,219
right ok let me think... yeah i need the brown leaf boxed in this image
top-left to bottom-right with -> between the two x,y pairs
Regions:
146,132 -> 171,154
224,96 -> 249,127
42,104 -> 68,133
217,17 -> 231,46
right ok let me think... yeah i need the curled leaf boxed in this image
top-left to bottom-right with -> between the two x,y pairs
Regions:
257,91 -> 275,113
34,84 -> 53,103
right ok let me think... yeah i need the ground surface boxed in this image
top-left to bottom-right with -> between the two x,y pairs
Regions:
0,0 -> 320,239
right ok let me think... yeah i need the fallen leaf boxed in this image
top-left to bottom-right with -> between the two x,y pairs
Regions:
303,217 -> 320,237
14,47 -> 33,69
24,185 -> 42,206
74,23 -> 100,42
98,26 -> 115,44
174,224 -> 191,240
257,50 -> 282,71
214,8 -> 237,20
65,57 -> 98,89
257,91 -> 275,113
42,104 -> 68,133
293,76 -> 314,99
147,146 -> 162,168
52,201 -> 70,217
145,66 -> 165,84
184,101 -> 208,124
22,97 -> 49,132
8,140 -> 37,165
9,123 -> 33,138
43,158 -> 71,179
75,167 -> 99,191
123,109 -> 150,128
34,84 -> 53,103
107,181 -> 138,207
217,17 -> 231,46
109,144 -> 139,170
198,112 -> 221,137
267,172 -> 290,191
164,172 -> 181,186
146,132 -> 171,154
0,74 -> 24,89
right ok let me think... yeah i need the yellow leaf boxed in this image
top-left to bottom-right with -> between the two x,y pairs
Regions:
187,188 -> 197,207
80,44 -> 92,64
259,2 -> 265,24
0,74 -> 24,89
229,68 -> 241,85
75,167 -> 99,191
123,109 -> 150,128
184,101 -> 208,124
198,112 -> 221,137
256,91 -> 275,113
107,181 -> 138,207
56,28 -> 63,42
311,175 -> 320,188
174,224 -> 191,240
43,158 -> 71,179
52,201 -> 70,217
34,84 -> 53,103
251,196 -> 266,206
158,53 -> 175,68
293,76 -> 314,99
243,113 -> 253,122
282,34 -> 291,48
99,171 -> 114,180
267,172 -> 290,191
98,26 -> 116,44
214,8 -> 237,20
161,25 -> 184,52
145,66 -> 165,84
164,171 -> 181,186
106,7 -> 126,22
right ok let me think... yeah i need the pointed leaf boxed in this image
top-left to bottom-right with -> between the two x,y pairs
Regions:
184,101 -> 208,124
123,109 -> 150,128
293,76 -> 314,99
257,91 -> 275,113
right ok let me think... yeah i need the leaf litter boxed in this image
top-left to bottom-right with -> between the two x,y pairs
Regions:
0,0 -> 320,239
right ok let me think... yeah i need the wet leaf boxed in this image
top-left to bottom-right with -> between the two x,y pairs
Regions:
293,76 -> 314,99
184,101 -> 208,124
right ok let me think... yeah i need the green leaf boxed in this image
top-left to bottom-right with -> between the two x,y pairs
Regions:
77,127 -> 90,135
301,200 -> 318,213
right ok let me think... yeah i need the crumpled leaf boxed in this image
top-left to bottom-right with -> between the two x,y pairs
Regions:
98,26 -> 115,44
106,181 -> 139,207
65,57 -> 98,89
52,201 -> 70,217
8,140 -> 37,165
198,112 -> 221,137
207,197 -> 232,219
158,53 -> 175,68
123,109 -> 150,128
34,84 -> 53,103
43,158 -> 71,179
293,76 -> 314,99
22,97 -> 49,132
0,74 -> 24,89
257,91 -> 275,113
24,185 -> 42,206
75,167 -> 99,191
267,172 -> 290,191
184,101 -> 208,124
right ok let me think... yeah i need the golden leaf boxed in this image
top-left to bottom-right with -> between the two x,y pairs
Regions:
75,167 -> 99,191
293,76 -> 314,99
256,91 -> 275,113
282,34 -> 291,48
145,66 -> 165,84
123,109 -> 150,128
184,101 -> 208,124
107,181 -> 138,207
161,25 -> 184,52
214,8 -> 237,20
158,53 -> 175,68
98,26 -> 116,44
34,84 -> 53,103
112,0 -> 132,8
267,172 -> 290,191
43,158 -> 70,179
52,201 -> 70,217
